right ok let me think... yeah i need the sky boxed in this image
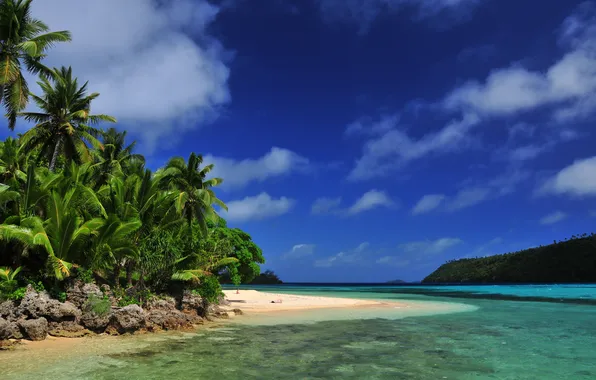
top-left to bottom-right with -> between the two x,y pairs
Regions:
5,0 -> 596,282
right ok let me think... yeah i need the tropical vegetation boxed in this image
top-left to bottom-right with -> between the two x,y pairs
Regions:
0,0 -> 265,304
423,233 -> 596,283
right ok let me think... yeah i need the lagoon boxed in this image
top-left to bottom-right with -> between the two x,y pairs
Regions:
2,284 -> 595,379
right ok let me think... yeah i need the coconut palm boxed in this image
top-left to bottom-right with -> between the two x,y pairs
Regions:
0,137 -> 27,186
0,0 -> 71,130
93,128 -> 144,188
157,153 -> 227,242
90,214 -> 141,288
0,187 -> 104,279
19,66 -> 116,171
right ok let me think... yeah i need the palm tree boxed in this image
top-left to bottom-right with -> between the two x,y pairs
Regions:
0,0 -> 71,130
93,128 -> 144,188
0,187 -> 104,280
157,153 -> 227,244
19,66 -> 116,171
0,137 -> 27,186
90,214 -> 141,288
171,229 -> 238,283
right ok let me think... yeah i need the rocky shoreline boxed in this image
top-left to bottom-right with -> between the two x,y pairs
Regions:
0,281 -> 241,349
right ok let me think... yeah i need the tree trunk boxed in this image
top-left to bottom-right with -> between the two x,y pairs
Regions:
113,264 -> 121,289
126,261 -> 134,288
49,136 -> 63,172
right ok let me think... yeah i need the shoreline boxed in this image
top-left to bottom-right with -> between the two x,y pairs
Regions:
1,290 -> 476,357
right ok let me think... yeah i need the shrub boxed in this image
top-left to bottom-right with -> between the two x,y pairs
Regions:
84,294 -> 111,317
75,268 -> 95,284
192,275 -> 223,304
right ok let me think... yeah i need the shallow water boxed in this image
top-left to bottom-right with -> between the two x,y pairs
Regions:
2,285 -> 596,379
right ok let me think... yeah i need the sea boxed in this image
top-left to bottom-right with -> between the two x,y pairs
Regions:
2,284 -> 596,380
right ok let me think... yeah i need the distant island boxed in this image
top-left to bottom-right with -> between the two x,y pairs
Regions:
386,279 -> 406,284
250,270 -> 283,284
423,233 -> 596,283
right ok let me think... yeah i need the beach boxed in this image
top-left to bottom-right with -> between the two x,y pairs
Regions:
221,289 -> 396,312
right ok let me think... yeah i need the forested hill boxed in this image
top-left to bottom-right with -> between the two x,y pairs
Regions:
423,234 -> 596,283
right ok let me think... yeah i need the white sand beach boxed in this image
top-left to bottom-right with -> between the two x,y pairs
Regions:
222,289 -> 390,312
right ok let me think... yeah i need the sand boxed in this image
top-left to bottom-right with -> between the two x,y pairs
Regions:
221,289 -> 402,312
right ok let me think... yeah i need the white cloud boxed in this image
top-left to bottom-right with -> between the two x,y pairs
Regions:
376,256 -> 410,267
444,4 -> 596,122
283,244 -> 316,259
348,113 -> 480,180
311,190 -> 394,216
399,237 -> 463,255
411,194 -> 446,215
205,147 -> 308,189
311,197 -> 342,215
540,156 -> 596,197
375,237 -> 463,268
415,170 -> 528,213
445,187 -> 491,211
347,190 -> 394,215
344,114 -> 399,137
224,193 -> 295,222
29,0 -> 230,151
540,211 -> 567,225
314,242 -> 370,268
317,0 -> 482,34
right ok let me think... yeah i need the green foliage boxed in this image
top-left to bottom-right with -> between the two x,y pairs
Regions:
75,268 -> 94,284
0,7 -> 267,300
423,234 -> 596,283
6,286 -> 27,300
0,0 -> 72,130
192,275 -> 223,304
250,270 -> 283,285
84,294 -> 111,317
113,287 -> 154,307
0,266 -> 22,298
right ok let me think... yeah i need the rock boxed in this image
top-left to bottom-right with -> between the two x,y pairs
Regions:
0,300 -> 16,320
16,285 -> 51,318
0,339 -> 19,350
66,280 -> 103,309
0,317 -> 23,340
181,291 -> 207,316
80,311 -> 111,333
18,317 -> 48,341
232,308 -> 243,316
146,309 -> 193,331
43,300 -> 81,322
217,295 -> 231,306
110,305 -> 146,334
146,297 -> 177,311
48,321 -> 92,338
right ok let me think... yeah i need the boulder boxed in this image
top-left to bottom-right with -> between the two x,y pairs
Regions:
48,321 -> 92,338
146,309 -> 193,331
181,291 -> 207,316
80,311 -> 111,333
146,297 -> 177,311
16,285 -> 52,318
0,300 -> 16,321
43,300 -> 81,322
18,317 -> 48,341
0,317 -> 23,340
66,280 -> 103,309
110,305 -> 146,334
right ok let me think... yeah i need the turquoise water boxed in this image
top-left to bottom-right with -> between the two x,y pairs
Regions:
2,284 -> 596,379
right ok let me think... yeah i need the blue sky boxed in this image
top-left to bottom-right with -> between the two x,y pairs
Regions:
6,0 -> 596,282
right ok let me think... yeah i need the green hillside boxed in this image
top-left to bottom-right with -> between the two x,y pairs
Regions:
423,234 -> 596,283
